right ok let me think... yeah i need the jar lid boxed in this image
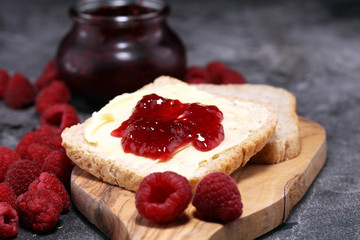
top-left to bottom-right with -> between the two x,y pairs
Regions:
71,0 -> 170,25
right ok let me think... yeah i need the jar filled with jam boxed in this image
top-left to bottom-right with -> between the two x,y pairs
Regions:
56,0 -> 186,104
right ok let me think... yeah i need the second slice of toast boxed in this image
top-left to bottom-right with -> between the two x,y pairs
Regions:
196,83 -> 300,164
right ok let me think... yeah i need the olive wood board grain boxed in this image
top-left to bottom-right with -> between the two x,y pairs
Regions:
71,117 -> 327,240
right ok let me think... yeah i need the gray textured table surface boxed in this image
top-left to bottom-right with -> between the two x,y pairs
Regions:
1,0 -> 360,239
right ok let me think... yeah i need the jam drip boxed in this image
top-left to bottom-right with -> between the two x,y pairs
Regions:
111,94 -> 224,161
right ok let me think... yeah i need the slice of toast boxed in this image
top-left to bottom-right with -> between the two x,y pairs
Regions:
196,83 -> 300,164
62,76 -> 278,191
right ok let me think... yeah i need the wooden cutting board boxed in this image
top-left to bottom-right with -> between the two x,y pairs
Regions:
71,117 -> 327,240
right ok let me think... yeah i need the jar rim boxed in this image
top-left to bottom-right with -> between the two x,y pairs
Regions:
70,0 -> 169,24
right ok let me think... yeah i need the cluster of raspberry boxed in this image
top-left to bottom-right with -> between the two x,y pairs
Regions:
185,61 -> 246,84
135,171 -> 243,224
0,60 -> 78,238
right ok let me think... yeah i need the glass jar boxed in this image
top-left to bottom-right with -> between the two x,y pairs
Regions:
56,0 -> 186,104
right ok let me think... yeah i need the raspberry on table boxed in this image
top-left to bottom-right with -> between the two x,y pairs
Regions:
206,61 -> 226,84
4,73 -> 37,109
219,68 -> 247,84
35,124 -> 61,140
34,125 -> 63,150
35,80 -> 71,114
34,71 -> 58,90
27,143 -> 54,166
206,61 -> 226,72
29,172 -> 70,212
0,202 -> 19,238
187,77 -> 208,84
192,172 -> 243,222
42,59 -> 58,75
40,103 -> 79,131
0,146 -> 20,182
42,150 -> 73,187
0,69 -> 10,99
34,59 -> 59,90
185,66 -> 211,83
16,189 -> 62,232
135,171 -> 192,223
51,135 -> 65,151
4,160 -> 42,196
0,183 -> 17,209
15,131 -> 43,160
15,125 -> 63,161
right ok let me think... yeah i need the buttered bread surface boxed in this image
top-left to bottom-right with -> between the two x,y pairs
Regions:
62,77 -> 278,191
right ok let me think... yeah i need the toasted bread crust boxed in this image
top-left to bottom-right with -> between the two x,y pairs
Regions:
196,83 -> 300,164
62,76 -> 278,191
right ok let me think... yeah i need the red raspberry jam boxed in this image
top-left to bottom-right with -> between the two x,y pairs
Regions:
56,0 -> 186,104
111,94 -> 224,161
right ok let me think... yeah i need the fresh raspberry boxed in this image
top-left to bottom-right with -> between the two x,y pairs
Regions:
34,125 -> 63,150
34,59 -> 59,90
185,66 -> 211,83
0,69 -> 10,98
4,73 -> 37,109
52,135 -> 65,151
40,103 -> 79,131
29,172 -> 70,212
36,124 -> 61,137
16,189 -> 62,232
35,80 -> 71,114
5,160 -> 42,196
192,172 -> 243,222
27,143 -> 54,166
206,61 -> 226,84
218,68 -> 247,84
0,202 -> 19,238
34,72 -> 58,90
135,171 -> 192,223
187,78 -> 208,84
0,183 -> 17,209
42,59 -> 58,75
42,150 -> 73,187
0,146 -> 20,182
15,131 -> 43,160
206,61 -> 226,73
15,125 -> 63,161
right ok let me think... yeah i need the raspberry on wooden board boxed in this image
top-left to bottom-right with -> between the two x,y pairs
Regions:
192,172 -> 243,222
135,171 -> 192,223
